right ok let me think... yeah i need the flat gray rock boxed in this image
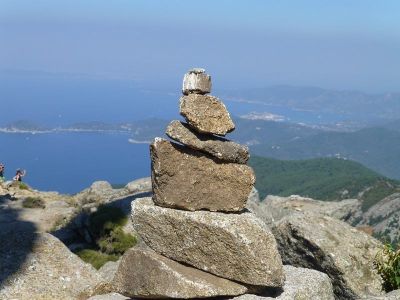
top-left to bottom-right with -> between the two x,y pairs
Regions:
151,138 -> 255,212
182,69 -> 211,95
131,197 -> 284,287
231,265 -> 335,300
112,247 -> 247,299
180,94 -> 235,135
166,120 -> 249,163
272,213 -> 384,299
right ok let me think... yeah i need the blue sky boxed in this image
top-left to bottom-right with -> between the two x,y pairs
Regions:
1,0 -> 400,92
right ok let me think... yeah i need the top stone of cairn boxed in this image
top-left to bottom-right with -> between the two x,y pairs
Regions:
182,68 -> 212,95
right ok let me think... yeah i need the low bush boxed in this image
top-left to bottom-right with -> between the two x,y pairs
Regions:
98,226 -> 137,255
75,249 -> 119,270
374,244 -> 400,292
18,182 -> 29,190
75,205 -> 137,269
22,197 -> 45,209
89,205 -> 127,238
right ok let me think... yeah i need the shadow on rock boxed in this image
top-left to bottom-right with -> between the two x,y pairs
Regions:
0,194 -> 38,288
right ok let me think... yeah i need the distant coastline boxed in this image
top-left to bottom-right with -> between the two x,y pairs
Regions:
128,138 -> 151,144
0,126 -> 154,145
0,128 -> 53,134
0,127 -> 130,135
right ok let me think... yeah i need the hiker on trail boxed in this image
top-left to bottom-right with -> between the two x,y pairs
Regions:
13,169 -> 26,182
0,163 -> 5,182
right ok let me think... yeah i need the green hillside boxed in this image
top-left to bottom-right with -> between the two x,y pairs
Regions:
251,127 -> 400,180
249,156 -> 400,211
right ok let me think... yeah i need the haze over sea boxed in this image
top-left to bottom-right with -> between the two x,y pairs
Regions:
2,1 -> 399,193
0,71 -> 355,194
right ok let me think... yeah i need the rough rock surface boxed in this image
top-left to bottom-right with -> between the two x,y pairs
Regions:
182,68 -> 211,95
72,179 -> 152,209
73,181 -> 123,205
112,247 -> 247,298
124,177 -> 152,194
180,94 -> 235,135
0,232 -> 103,300
371,289 -> 400,299
231,265 -> 334,300
88,293 -> 130,300
131,197 -> 284,287
272,213 -> 384,299
247,194 -> 362,228
151,138 -> 255,212
166,120 -> 249,163
98,260 -> 119,283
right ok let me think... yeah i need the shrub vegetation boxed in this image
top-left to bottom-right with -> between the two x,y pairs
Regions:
374,244 -> 400,292
18,182 -> 29,190
76,205 -> 137,269
22,197 -> 45,209
75,249 -> 119,270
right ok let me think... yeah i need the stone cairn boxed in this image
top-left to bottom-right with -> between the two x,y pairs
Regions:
112,69 -> 285,298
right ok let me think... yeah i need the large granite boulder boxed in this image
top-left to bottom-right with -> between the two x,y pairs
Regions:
180,94 -> 235,135
131,197 -> 284,287
0,232 -> 103,300
166,120 -> 249,163
231,265 -> 335,300
73,181 -> 121,206
112,247 -> 247,298
272,213 -> 384,299
98,260 -> 119,283
151,138 -> 255,212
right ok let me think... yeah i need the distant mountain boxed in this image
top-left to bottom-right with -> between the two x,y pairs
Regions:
224,85 -> 400,123
249,156 -> 400,212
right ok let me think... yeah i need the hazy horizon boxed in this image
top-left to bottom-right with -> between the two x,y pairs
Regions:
1,1 -> 400,93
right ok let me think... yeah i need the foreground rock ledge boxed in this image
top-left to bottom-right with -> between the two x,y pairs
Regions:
166,120 -> 249,164
231,265 -> 335,300
112,247 -> 247,299
180,94 -> 235,135
0,232 -> 103,300
131,197 -> 284,287
272,213 -> 384,299
151,138 -> 255,212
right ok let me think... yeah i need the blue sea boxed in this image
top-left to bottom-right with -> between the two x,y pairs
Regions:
0,71 -> 357,193
0,132 -> 151,194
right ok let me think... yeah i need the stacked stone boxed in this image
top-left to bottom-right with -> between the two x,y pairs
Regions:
113,69 -> 285,299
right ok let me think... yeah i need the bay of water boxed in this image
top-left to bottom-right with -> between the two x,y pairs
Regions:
0,132 -> 150,194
